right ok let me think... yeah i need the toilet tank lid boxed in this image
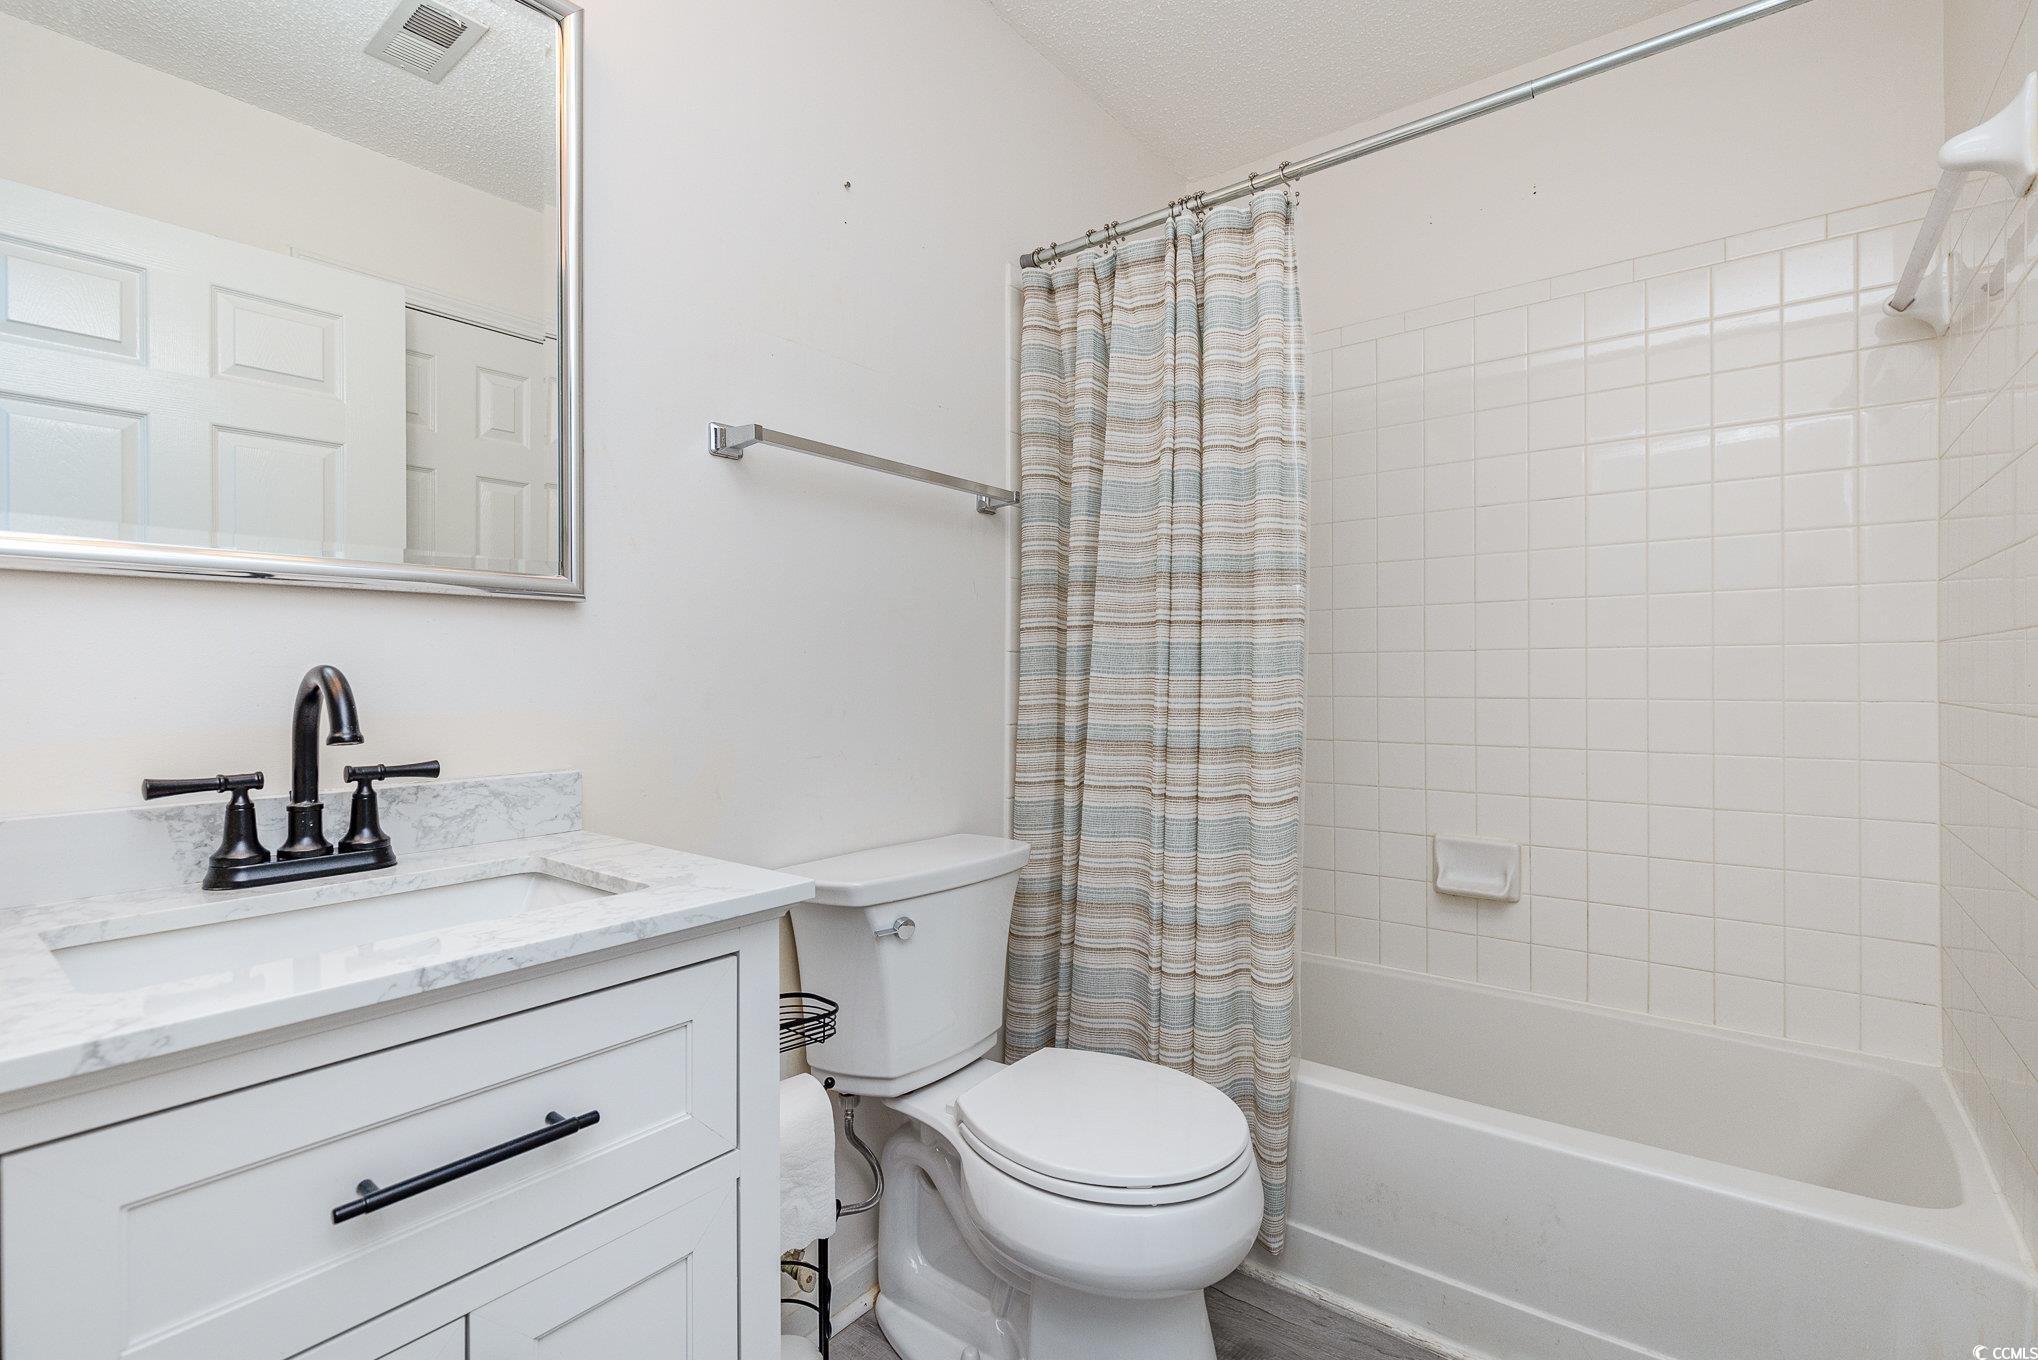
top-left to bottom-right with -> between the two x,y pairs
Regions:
784,834 -> 1030,907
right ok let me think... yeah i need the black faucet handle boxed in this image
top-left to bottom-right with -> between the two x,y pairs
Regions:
341,760 -> 441,785
143,772 -> 264,800
338,760 -> 439,855
142,773 -> 270,882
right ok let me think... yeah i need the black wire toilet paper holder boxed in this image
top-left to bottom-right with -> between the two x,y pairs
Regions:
779,991 -> 840,1053
780,991 -> 880,1359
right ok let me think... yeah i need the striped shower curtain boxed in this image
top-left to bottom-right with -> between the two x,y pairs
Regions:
1004,189 -> 1308,1251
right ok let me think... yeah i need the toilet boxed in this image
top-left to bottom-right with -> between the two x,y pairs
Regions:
787,834 -> 1263,1360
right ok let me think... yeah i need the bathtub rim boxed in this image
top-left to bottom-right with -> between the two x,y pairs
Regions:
1295,954 -> 2035,1287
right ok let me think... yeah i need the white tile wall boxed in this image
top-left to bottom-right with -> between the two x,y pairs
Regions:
1302,193 -> 1942,1060
1939,0 -> 2038,1261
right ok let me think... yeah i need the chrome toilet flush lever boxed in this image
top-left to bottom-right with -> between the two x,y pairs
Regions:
144,665 -> 441,891
874,915 -> 916,942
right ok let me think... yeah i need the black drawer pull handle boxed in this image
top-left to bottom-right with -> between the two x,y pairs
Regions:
331,1109 -> 601,1224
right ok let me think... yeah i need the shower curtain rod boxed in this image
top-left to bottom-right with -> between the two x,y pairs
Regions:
1019,0 -> 1814,269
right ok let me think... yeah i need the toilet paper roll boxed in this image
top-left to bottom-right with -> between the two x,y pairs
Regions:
780,1073 -> 837,1251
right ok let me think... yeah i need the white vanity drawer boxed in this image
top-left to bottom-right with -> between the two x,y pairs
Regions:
1,957 -> 738,1360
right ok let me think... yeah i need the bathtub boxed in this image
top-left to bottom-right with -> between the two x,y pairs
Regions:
1251,956 -> 2038,1360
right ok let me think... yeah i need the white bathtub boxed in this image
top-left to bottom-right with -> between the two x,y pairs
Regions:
1252,956 -> 2038,1360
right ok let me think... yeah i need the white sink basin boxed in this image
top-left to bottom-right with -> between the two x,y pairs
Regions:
49,871 -> 615,994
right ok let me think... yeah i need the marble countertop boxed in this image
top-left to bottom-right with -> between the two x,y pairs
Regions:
0,831 -> 814,1098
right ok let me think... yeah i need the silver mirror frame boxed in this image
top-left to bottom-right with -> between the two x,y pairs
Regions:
0,0 -> 585,600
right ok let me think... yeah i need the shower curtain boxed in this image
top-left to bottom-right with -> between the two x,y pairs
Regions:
1004,189 -> 1308,1251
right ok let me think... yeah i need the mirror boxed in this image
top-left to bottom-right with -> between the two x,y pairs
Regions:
0,0 -> 581,596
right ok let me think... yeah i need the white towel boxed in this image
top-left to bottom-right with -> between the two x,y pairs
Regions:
779,1073 -> 836,1251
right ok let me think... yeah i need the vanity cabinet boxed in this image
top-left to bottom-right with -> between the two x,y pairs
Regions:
319,1164 -> 737,1360
469,1172 -> 739,1356
0,917 -> 785,1359
377,1321 -> 466,1360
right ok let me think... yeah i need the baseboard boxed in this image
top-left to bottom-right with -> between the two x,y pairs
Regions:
831,1284 -> 877,1334
828,1240 -> 879,1332
781,1239 -> 878,1344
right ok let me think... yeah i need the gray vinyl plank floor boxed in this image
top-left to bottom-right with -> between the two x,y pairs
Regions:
827,1269 -> 1448,1360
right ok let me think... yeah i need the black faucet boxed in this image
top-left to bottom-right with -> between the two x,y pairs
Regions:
145,665 -> 439,890
280,664 -> 364,860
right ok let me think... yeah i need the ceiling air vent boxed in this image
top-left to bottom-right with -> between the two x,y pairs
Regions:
366,1 -> 489,84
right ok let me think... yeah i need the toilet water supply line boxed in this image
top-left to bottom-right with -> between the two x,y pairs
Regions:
837,1094 -> 884,1217
779,1085 -> 884,1358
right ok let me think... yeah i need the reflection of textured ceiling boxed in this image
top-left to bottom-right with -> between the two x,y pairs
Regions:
0,0 -> 557,207
982,0 -> 1702,177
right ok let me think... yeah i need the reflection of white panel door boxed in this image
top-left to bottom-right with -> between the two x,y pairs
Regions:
0,179 -> 407,559
468,1176 -> 737,1359
403,308 -> 557,573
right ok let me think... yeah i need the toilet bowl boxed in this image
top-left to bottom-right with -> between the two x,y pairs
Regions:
786,835 -> 1263,1360
871,1056 -> 1263,1360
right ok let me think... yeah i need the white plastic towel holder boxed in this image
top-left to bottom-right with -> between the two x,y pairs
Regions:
1886,72 -> 2038,335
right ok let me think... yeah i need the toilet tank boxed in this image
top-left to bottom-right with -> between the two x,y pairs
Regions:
786,834 -> 1029,1097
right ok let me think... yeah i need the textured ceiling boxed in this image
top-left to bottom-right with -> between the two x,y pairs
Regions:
0,0 -> 557,207
984,0 -> 1706,177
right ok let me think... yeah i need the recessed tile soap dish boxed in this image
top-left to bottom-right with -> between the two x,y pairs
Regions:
1433,835 -> 1521,903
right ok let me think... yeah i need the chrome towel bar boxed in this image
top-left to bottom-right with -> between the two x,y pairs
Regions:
709,422 -> 1017,515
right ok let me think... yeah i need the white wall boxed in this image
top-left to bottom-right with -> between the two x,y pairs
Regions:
1947,0 -> 2037,135
0,11 -> 551,320
1205,0 -> 1944,329
1939,0 -> 2038,1263
0,0 -> 1175,857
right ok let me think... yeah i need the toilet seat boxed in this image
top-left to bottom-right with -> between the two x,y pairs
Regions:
957,1122 -> 1256,1205
954,1049 -> 1253,1206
